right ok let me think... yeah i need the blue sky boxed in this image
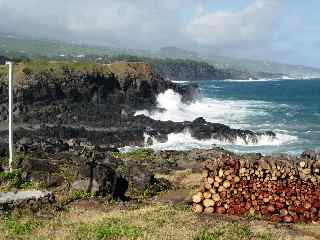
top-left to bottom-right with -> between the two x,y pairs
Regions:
0,0 -> 319,67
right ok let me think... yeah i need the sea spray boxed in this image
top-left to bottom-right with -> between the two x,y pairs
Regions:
135,89 -> 268,127
142,129 -> 298,152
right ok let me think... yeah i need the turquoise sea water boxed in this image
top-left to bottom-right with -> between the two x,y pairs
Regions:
135,79 -> 320,155
198,79 -> 320,154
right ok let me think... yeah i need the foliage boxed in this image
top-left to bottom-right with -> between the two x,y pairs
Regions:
68,190 -> 92,200
194,228 -> 223,240
2,215 -> 41,238
112,148 -> 154,160
143,176 -> 172,197
76,218 -> 142,240
0,169 -> 33,189
246,212 -> 263,221
256,232 -> 273,240
60,190 -> 93,206
11,60 -> 113,83
194,224 -> 254,240
58,164 -> 77,184
0,169 -> 41,191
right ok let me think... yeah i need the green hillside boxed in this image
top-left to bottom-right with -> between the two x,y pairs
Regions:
1,33 -> 320,77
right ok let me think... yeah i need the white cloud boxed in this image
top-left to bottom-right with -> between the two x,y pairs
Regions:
0,0 -> 186,48
185,0 -> 281,47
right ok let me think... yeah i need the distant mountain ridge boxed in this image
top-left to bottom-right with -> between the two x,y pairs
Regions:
0,33 -> 320,78
153,47 -> 320,77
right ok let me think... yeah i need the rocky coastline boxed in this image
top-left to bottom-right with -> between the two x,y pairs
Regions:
0,61 -> 276,151
0,60 -> 319,230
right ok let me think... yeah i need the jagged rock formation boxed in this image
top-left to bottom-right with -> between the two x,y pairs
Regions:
0,61 -> 197,122
0,61 -> 273,150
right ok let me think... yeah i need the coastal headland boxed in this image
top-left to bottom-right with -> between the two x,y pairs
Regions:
0,60 -> 319,239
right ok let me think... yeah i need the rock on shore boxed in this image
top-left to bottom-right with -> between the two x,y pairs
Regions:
0,61 -> 274,150
0,60 -> 280,204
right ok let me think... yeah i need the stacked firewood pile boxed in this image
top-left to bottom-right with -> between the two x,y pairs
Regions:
192,151 -> 320,223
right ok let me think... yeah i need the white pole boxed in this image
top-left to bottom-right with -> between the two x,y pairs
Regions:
5,61 -> 13,172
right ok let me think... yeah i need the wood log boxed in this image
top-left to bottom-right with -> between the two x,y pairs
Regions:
223,180 -> 231,189
216,206 -> 226,214
203,199 -> 215,208
192,203 -> 203,213
193,153 -> 320,223
203,191 -> 212,199
204,207 -> 214,214
192,192 -> 203,203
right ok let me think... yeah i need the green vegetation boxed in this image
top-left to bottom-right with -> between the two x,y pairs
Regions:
0,64 -> 8,79
1,33 -> 320,77
61,190 -> 93,205
0,169 -> 34,190
76,218 -> 142,240
102,54 -> 230,81
112,148 -> 155,160
58,164 -> 77,185
2,215 -> 41,239
0,201 -> 315,240
194,224 -> 253,240
245,212 -> 263,221
142,175 -> 172,197
256,232 -> 273,240
0,59 -> 113,85
0,34 -> 116,58
194,228 -> 222,240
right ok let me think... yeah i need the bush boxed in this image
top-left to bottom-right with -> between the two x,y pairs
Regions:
0,169 -> 35,190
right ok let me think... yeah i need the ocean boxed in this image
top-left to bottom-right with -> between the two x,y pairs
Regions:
135,79 -> 320,155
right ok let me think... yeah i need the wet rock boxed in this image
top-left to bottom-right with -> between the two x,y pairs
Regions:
301,150 -> 320,160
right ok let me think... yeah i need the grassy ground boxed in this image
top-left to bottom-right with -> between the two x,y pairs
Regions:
1,200 -> 319,240
0,60 -> 113,86
1,168 -> 320,240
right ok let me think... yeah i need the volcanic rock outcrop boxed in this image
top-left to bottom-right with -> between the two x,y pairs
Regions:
0,61 -> 274,150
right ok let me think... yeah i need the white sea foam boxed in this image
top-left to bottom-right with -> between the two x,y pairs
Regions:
142,130 -> 298,151
171,80 -> 190,84
224,79 -> 280,82
135,89 -> 269,128
132,89 -> 300,151
281,76 -> 296,80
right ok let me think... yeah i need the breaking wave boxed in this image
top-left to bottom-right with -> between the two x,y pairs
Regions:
224,79 -> 281,82
133,89 -> 299,151
135,89 -> 270,128
143,130 -> 298,151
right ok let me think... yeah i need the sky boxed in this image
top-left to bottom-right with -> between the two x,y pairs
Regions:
0,0 -> 319,67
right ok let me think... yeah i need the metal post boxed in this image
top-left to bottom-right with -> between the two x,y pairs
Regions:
6,61 -> 13,172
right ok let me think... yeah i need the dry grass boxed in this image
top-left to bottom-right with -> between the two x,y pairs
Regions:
1,166 -> 320,239
1,200 -> 319,240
